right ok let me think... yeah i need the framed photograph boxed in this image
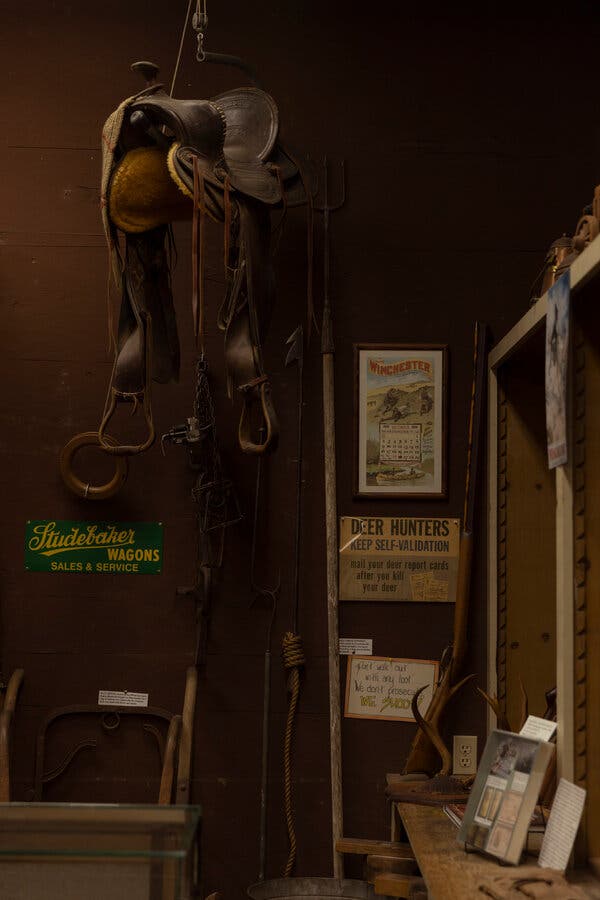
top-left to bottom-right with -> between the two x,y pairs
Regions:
354,344 -> 448,498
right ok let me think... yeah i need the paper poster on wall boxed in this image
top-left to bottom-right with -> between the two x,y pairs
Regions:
25,520 -> 163,574
545,271 -> 570,469
339,516 -> 460,602
354,344 -> 447,498
344,655 -> 438,722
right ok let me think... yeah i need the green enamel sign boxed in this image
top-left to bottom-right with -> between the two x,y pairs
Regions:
25,520 -> 163,574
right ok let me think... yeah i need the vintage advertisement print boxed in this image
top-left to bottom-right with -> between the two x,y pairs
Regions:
355,344 -> 447,497
545,272 -> 570,469
25,520 -> 163,574
339,516 -> 460,602
344,655 -> 438,722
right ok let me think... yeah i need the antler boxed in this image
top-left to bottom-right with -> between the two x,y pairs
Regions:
475,686 -> 512,732
411,674 -> 477,776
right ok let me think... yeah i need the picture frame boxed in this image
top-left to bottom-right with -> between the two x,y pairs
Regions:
354,343 -> 448,498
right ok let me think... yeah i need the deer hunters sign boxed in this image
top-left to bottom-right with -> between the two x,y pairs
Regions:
339,515 -> 460,602
25,520 -> 163,574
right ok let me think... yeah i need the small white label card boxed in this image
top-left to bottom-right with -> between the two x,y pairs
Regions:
339,638 -> 373,656
519,715 -> 557,742
98,690 -> 149,708
539,778 -> 587,871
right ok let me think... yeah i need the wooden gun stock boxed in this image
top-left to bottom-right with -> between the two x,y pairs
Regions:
404,323 -> 487,777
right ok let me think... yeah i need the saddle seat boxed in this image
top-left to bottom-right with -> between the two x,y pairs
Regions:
109,83 -> 305,233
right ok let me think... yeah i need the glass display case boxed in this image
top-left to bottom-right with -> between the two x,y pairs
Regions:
0,802 -> 201,900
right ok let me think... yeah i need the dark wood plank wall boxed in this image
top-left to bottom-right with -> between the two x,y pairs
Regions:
2,2 -> 600,897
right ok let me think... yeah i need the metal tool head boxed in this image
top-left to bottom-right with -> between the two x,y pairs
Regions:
285,325 -> 304,368
314,157 -> 346,213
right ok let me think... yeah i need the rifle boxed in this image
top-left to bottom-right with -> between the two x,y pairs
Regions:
403,322 -> 488,777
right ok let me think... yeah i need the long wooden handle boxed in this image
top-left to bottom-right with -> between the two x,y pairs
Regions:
159,715 -> 182,805
176,667 -> 198,804
0,669 -> 24,803
449,530 -> 473,683
323,351 -> 344,878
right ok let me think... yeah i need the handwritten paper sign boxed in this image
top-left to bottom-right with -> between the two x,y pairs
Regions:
344,655 -> 438,722
339,516 -> 460,602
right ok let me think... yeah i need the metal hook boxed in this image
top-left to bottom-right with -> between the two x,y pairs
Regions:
192,0 -> 208,62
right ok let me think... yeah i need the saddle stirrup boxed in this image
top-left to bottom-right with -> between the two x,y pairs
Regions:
98,388 -> 156,456
237,376 -> 278,454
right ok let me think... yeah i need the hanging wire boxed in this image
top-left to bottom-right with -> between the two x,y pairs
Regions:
169,0 -> 194,96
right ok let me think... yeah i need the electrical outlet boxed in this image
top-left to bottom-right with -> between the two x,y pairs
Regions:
453,735 -> 478,776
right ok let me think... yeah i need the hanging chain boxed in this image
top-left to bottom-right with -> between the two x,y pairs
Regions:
162,356 -> 241,566
192,0 -> 208,61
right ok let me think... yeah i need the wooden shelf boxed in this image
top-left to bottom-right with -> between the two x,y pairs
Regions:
394,803 -> 600,900
488,232 -> 600,869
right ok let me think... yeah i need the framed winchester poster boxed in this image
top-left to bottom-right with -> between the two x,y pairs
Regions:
354,344 -> 448,498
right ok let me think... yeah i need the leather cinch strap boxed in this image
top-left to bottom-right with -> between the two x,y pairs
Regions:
192,156 -> 206,349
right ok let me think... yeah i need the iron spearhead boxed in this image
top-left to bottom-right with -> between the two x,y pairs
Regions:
285,324 -> 304,369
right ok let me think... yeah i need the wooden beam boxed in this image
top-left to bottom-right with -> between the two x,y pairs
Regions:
335,837 -> 415,858
365,853 -> 420,882
374,873 -> 425,898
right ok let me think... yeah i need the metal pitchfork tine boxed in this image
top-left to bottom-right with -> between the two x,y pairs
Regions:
314,158 -> 346,323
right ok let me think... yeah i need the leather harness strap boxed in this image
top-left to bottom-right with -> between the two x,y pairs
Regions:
192,156 -> 206,350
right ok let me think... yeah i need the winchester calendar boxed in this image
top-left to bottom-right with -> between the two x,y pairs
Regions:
354,344 -> 448,497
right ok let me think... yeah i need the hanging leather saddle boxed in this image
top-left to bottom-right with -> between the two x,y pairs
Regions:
96,70 -> 308,460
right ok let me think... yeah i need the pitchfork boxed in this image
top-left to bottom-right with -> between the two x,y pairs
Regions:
314,156 -> 346,878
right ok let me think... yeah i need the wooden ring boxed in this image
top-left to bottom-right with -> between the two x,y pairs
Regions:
59,432 -> 128,500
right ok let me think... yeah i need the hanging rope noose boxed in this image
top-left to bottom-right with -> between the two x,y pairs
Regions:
282,631 -> 305,877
